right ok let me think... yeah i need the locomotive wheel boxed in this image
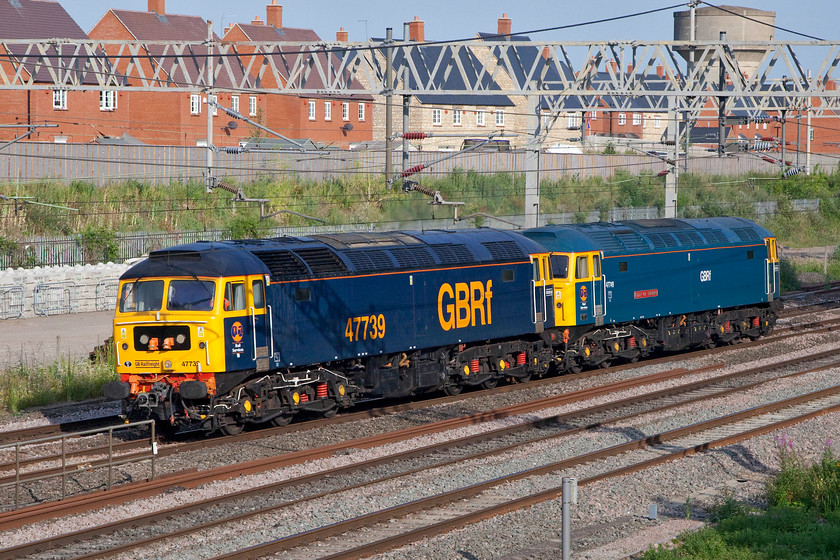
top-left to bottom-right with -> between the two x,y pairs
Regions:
481,377 -> 499,389
219,418 -> 245,436
598,359 -> 612,369
269,413 -> 293,427
443,384 -> 463,396
321,405 -> 338,418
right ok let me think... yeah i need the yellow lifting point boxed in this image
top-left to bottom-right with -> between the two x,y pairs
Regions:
463,365 -> 470,376
338,384 -> 346,397
292,392 -> 300,405
243,400 -> 252,412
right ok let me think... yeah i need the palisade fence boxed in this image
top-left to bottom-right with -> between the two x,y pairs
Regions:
0,199 -> 821,269
0,141 -> 832,186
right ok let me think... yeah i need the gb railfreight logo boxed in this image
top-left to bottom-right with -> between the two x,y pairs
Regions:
438,280 -> 493,331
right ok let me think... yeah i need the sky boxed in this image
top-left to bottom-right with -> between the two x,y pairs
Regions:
65,0 -> 836,45
62,0 -> 837,75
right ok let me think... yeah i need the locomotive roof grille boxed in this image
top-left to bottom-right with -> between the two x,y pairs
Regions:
294,247 -> 349,275
431,244 -> 476,265
698,229 -> 729,245
252,250 -> 309,280
390,246 -> 437,269
482,240 -> 526,261
149,249 -> 202,261
732,227 -> 761,242
345,250 -> 396,271
647,232 -> 679,249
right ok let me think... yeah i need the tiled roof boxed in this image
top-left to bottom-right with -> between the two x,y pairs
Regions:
0,0 -> 87,40
235,24 -> 319,42
110,10 -> 215,41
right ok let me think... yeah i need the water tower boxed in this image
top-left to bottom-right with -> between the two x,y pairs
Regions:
674,5 -> 775,79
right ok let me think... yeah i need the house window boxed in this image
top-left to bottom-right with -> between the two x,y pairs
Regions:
432,108 -> 442,126
100,90 -> 117,111
308,100 -> 316,120
495,109 -> 505,126
618,113 -> 626,126
590,110 -> 597,120
358,103 -> 365,121
476,110 -> 485,126
566,113 -> 580,129
249,95 -> 257,117
231,95 -> 239,114
342,101 -> 349,121
53,90 -> 67,110
324,101 -> 332,121
453,109 -> 461,126
654,115 -> 661,129
190,94 -> 201,115
632,113 -> 641,126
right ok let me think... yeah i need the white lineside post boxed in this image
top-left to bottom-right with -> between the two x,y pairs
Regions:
807,71 -> 812,175
384,27 -> 394,188
665,96 -> 679,218
561,477 -> 577,560
524,95 -> 541,228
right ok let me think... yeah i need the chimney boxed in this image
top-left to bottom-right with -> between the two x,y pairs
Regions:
148,0 -> 164,14
223,25 -> 231,35
266,0 -> 282,28
408,16 -> 424,42
656,64 -> 664,78
541,46 -> 550,60
497,13 -> 511,36
251,16 -> 264,26
336,27 -> 348,42
627,64 -> 633,74
609,60 -> 617,74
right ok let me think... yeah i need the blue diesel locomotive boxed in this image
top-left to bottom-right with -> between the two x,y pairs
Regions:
104,217 -> 780,434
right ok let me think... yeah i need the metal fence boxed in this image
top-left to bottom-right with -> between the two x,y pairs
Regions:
0,285 -> 24,319
96,280 -> 120,311
0,142 -> 834,186
33,281 -> 77,316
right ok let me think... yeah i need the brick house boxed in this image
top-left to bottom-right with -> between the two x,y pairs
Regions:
88,0 -> 251,147
222,1 -> 372,149
0,0 -> 118,144
360,16 -> 516,153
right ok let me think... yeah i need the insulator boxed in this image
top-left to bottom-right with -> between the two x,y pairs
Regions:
784,167 -> 802,177
516,352 -> 527,366
399,164 -> 426,178
223,146 -> 243,154
215,180 -> 240,194
656,169 -> 669,177
316,383 -> 328,398
760,156 -> 777,164
402,132 -> 428,140
412,184 -> 437,198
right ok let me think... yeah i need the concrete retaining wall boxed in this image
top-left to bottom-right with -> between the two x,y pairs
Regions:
0,262 -> 130,319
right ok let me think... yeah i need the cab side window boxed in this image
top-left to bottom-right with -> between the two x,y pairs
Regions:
593,255 -> 601,277
224,282 -> 246,311
575,256 -> 589,279
252,279 -> 265,309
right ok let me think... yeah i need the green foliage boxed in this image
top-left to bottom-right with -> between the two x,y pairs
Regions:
602,142 -> 617,155
644,437 -> 840,560
0,345 -> 117,414
779,257 -> 801,292
78,225 -> 119,263
225,214 -> 265,239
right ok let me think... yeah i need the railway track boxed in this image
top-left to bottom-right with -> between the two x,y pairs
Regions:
3,350 -> 840,559
3,310 -> 840,514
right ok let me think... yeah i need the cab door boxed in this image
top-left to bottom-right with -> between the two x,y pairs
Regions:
530,256 -> 546,333
223,279 -> 255,371
765,238 -> 779,301
250,277 -> 270,372
591,253 -> 605,326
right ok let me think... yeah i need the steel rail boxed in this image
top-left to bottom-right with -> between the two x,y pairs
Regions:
6,355 -> 840,559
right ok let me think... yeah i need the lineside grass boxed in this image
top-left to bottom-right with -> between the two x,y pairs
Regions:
0,344 -> 117,414
644,437 -> 840,559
